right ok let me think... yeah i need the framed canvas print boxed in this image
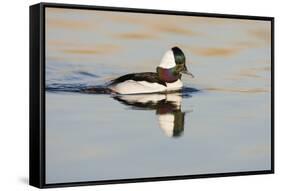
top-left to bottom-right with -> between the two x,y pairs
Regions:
29,2 -> 274,188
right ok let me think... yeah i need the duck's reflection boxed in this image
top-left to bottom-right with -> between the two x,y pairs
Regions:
112,93 -> 189,138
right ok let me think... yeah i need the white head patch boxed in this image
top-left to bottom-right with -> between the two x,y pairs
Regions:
158,50 -> 176,69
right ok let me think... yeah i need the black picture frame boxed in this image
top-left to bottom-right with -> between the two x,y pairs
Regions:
30,2 -> 274,188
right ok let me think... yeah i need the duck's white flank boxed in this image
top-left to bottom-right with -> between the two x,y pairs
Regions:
158,50 -> 176,69
109,79 -> 183,94
166,80 -> 183,91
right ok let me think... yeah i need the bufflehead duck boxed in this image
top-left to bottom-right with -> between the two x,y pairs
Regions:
108,47 -> 194,94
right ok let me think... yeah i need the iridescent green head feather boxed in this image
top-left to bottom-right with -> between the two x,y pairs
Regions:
157,47 -> 193,82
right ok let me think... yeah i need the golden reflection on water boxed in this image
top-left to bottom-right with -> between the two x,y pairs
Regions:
114,32 -> 158,40
238,68 -> 263,79
233,41 -> 262,49
46,18 -> 91,29
189,47 -> 240,57
248,28 -> 271,42
206,87 -> 268,93
63,44 -> 121,55
149,22 -> 200,36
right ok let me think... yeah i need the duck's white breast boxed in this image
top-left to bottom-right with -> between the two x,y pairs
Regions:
109,79 -> 183,94
166,79 -> 183,91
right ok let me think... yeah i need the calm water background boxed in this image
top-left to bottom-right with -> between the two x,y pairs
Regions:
45,8 -> 271,183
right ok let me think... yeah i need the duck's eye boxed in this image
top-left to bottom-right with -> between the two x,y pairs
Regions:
177,64 -> 184,71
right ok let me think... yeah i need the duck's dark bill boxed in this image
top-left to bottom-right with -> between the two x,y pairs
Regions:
182,70 -> 194,78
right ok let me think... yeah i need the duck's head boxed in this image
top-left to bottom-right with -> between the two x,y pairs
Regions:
157,47 -> 194,83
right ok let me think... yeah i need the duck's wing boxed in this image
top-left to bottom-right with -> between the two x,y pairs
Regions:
109,72 -> 166,86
